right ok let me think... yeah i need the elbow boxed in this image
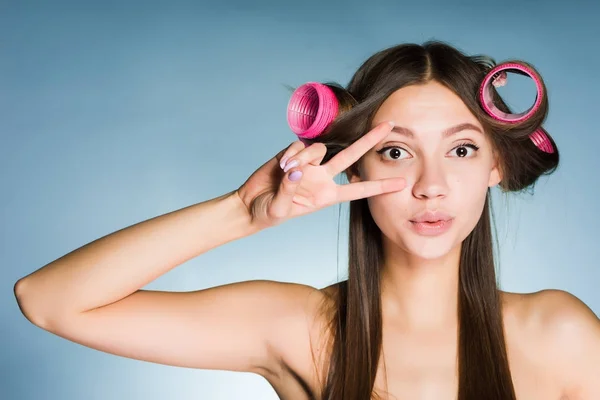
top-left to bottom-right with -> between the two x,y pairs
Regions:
14,278 -> 30,315
14,278 -> 53,329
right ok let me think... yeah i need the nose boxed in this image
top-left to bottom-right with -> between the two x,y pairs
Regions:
411,160 -> 449,200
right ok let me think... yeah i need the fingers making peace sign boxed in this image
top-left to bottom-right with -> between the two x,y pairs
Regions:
236,121 -> 406,228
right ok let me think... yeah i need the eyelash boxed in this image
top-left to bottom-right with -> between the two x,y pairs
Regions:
376,141 -> 480,159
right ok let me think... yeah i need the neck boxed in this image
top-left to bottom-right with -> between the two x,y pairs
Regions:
380,239 -> 461,333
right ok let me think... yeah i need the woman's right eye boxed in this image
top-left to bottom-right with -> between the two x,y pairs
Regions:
376,146 -> 411,161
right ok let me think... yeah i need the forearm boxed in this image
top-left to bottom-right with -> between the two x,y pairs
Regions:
14,190 -> 261,323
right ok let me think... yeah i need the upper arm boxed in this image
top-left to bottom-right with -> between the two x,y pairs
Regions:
28,279 -> 320,377
532,289 -> 600,399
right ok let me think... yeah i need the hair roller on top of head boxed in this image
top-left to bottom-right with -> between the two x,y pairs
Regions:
286,82 -> 340,141
479,62 -> 555,154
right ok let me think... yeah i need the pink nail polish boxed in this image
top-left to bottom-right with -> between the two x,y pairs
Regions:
283,160 -> 298,173
280,156 -> 289,169
289,170 -> 302,181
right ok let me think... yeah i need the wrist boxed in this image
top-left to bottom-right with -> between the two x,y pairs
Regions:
225,190 -> 267,237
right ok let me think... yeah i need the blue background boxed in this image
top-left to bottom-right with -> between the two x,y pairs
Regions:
2,0 -> 599,398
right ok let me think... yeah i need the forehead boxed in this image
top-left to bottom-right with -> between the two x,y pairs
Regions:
372,81 -> 481,130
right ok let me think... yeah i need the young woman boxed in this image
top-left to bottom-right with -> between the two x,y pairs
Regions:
13,41 -> 600,400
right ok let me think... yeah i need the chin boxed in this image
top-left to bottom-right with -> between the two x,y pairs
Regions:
400,236 -> 461,260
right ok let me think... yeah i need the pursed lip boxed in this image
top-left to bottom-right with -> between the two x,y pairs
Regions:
410,210 -> 453,223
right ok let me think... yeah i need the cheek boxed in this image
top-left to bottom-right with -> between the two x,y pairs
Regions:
366,189 -> 412,238
448,172 -> 490,239
448,170 -> 489,205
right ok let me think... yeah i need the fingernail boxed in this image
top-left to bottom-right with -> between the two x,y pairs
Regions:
388,121 -> 395,128
280,156 -> 289,169
288,170 -> 302,181
283,159 -> 298,173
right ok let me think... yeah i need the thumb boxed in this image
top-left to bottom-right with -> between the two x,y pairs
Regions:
268,169 -> 303,220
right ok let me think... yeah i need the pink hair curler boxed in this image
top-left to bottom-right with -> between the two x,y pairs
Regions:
287,82 -> 339,140
479,62 -> 555,154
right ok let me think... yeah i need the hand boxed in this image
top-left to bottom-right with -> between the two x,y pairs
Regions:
236,121 -> 406,228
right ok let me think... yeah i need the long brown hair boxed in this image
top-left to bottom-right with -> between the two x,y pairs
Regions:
303,41 -> 560,399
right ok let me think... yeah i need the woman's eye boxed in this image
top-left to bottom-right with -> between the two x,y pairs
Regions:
449,143 -> 480,158
376,146 -> 410,161
376,143 -> 480,161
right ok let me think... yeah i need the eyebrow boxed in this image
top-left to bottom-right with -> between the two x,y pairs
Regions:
389,123 -> 483,139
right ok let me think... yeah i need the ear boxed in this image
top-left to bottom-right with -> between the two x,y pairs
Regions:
488,153 -> 503,187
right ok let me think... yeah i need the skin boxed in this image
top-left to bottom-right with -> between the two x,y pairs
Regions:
14,82 -> 600,400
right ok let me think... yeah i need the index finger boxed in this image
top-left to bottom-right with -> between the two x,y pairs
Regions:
324,121 -> 395,176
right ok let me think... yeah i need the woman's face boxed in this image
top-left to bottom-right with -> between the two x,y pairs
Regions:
349,81 -> 502,260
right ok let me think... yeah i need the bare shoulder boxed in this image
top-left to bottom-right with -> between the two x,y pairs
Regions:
505,289 -> 599,344
262,281 -> 337,398
502,289 -> 600,399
